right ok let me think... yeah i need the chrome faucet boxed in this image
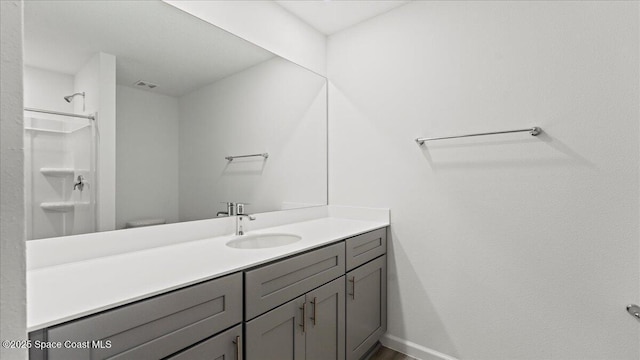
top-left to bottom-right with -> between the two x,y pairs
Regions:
236,214 -> 256,235
217,202 -> 236,217
235,203 -> 255,235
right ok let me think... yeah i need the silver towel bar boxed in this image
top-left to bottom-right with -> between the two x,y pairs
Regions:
415,127 -> 541,145
225,153 -> 269,161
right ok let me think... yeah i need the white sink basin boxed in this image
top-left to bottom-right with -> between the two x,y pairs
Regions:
226,233 -> 302,249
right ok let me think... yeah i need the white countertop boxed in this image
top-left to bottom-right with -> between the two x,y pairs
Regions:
27,214 -> 388,331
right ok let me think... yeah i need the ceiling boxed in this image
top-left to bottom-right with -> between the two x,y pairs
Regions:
275,0 -> 410,35
24,1 -> 274,97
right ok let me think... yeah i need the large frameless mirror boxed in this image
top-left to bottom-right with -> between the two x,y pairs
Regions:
23,0 -> 327,240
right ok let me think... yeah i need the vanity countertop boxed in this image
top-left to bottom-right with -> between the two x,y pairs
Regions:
27,215 -> 388,331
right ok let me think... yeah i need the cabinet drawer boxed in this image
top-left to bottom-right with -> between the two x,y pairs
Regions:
345,228 -> 386,271
245,242 -> 345,320
167,324 -> 242,360
47,272 -> 242,360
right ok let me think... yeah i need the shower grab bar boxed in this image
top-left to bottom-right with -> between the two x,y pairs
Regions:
25,107 -> 95,121
415,127 -> 542,145
225,153 -> 269,161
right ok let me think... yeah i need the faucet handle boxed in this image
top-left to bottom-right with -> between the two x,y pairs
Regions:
219,202 -> 236,216
236,203 -> 250,215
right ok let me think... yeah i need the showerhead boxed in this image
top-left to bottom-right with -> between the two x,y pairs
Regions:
64,92 -> 85,103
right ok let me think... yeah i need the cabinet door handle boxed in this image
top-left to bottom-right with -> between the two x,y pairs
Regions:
232,335 -> 241,360
299,302 -> 307,333
348,277 -> 356,299
311,297 -> 317,326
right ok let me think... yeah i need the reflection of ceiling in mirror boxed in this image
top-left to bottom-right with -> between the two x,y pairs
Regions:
24,1 -> 275,97
276,0 -> 410,35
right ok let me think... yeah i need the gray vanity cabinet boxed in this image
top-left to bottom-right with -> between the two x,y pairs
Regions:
245,295 -> 306,360
345,228 -> 386,271
167,324 -> 242,360
245,276 -> 345,360
244,242 -> 345,320
304,276 -> 346,360
244,228 -> 387,360
29,330 -> 46,360
43,272 -> 243,360
29,227 -> 388,360
345,255 -> 387,360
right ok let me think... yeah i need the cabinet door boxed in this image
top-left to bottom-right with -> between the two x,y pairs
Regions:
245,295 -> 305,360
346,255 -> 387,360
305,276 -> 345,360
167,324 -> 242,360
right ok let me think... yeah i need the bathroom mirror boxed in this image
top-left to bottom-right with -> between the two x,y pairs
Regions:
23,0 -> 327,240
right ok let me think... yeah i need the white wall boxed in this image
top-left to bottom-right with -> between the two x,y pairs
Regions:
328,1 -> 639,360
163,0 -> 326,76
179,57 -> 327,220
0,1 -> 26,359
74,52 -> 116,231
23,66 -> 74,112
116,85 -> 179,229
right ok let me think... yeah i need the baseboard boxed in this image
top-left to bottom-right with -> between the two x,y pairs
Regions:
380,334 -> 459,360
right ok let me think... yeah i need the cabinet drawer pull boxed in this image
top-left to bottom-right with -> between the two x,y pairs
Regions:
348,277 -> 356,299
232,335 -> 241,360
299,302 -> 307,333
311,297 -> 317,325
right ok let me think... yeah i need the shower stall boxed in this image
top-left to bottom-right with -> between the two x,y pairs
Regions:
23,107 -> 98,240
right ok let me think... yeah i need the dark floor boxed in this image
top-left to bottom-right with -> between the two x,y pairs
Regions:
369,346 -> 417,360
